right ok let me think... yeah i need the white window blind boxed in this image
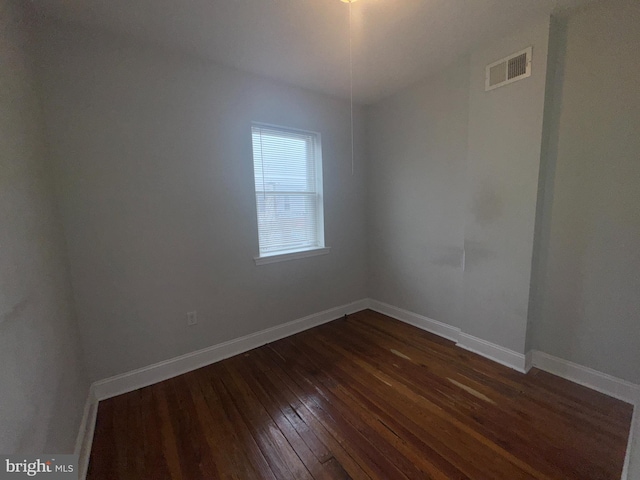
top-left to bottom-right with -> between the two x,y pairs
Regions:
251,124 -> 324,257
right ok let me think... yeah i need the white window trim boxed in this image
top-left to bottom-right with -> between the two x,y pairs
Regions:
251,122 -> 329,264
254,246 -> 331,266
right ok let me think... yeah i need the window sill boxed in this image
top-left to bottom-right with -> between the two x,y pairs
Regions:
254,247 -> 331,266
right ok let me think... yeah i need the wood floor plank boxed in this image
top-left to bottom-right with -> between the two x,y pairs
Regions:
113,393 -> 141,478
163,378 -> 221,480
215,361 -> 313,480
154,382 -> 184,479
316,318 -> 608,478
184,372 -> 262,480
206,362 -> 294,480
86,399 -> 117,479
138,386 -> 173,480
241,353 -> 333,464
87,309 -> 633,480
282,332 -> 538,480
262,345 -> 406,480
321,457 -> 352,480
332,313 -> 632,477
275,337 -> 469,480
294,330 -> 503,479
269,340 -> 424,480
249,347 -> 373,480
227,355 -> 337,480
195,365 -> 278,480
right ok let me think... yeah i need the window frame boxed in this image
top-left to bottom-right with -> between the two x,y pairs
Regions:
251,122 -> 329,265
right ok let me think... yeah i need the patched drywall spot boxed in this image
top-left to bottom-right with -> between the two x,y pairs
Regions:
463,240 -> 493,267
472,185 -> 503,225
432,246 -> 464,268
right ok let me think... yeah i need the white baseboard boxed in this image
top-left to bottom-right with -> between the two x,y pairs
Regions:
524,350 -> 533,373
368,299 -> 461,342
368,299 -> 528,373
91,299 -> 369,401
529,352 -> 640,480
74,386 -> 98,480
366,300 -> 638,404
531,351 -> 639,405
456,332 -> 529,373
76,297 -> 640,480
367,299 -> 639,480
78,299 -> 368,477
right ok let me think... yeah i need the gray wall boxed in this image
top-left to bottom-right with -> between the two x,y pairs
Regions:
366,20 -> 550,356
366,0 -> 639,383
366,60 -> 469,327
461,20 -> 550,354
531,0 -> 640,384
0,0 -> 88,454
35,23 -> 368,382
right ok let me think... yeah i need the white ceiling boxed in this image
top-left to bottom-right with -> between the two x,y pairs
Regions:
32,0 -> 596,104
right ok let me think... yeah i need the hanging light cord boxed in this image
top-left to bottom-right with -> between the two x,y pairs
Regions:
349,0 -> 354,176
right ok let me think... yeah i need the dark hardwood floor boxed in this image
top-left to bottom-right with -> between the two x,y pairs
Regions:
87,309 -> 633,479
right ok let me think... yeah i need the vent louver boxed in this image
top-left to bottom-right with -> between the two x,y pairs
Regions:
508,53 -> 528,79
485,47 -> 532,91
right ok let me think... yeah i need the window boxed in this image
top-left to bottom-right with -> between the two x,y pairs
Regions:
251,124 -> 328,264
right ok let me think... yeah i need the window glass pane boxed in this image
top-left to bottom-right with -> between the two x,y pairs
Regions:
252,129 -> 315,193
255,194 -> 318,253
252,125 -> 322,255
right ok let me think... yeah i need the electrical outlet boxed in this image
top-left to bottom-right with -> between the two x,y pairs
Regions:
187,311 -> 197,326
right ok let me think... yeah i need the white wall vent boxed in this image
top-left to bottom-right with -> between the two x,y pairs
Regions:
485,46 -> 532,91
